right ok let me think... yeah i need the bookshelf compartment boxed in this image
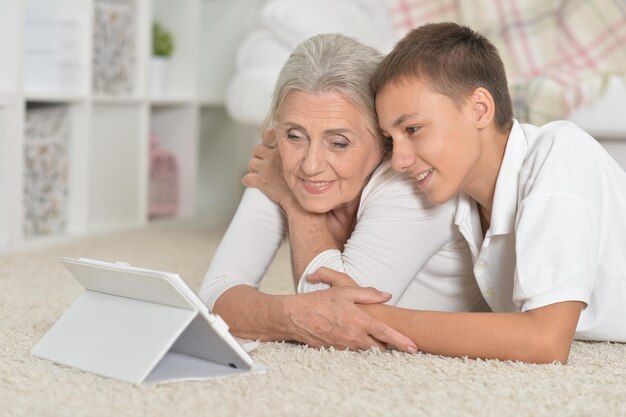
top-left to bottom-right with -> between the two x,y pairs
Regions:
89,104 -> 145,230
2,0 -> 263,250
0,0 -> 21,96
149,104 -> 197,218
22,104 -> 72,237
150,0 -> 199,100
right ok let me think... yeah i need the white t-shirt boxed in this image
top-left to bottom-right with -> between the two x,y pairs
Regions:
456,120 -> 626,342
200,160 -> 487,313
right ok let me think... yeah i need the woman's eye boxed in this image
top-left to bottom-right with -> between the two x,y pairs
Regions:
330,137 -> 349,149
287,132 -> 303,141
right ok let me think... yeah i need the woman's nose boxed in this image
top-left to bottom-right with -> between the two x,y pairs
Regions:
301,144 -> 326,175
390,139 -> 416,173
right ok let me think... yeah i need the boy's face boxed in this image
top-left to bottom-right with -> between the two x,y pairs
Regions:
376,77 -> 481,204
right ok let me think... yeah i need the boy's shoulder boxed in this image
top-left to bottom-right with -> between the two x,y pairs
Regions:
518,120 -> 604,167
520,120 -> 594,149
514,119 -> 623,198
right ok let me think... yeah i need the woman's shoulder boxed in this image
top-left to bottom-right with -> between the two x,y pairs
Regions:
359,159 -> 455,214
364,159 -> 415,190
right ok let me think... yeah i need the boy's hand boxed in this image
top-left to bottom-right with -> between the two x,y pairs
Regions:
307,267 -> 359,288
285,286 -> 417,353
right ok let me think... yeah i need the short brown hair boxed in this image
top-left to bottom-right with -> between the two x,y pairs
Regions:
371,22 -> 513,133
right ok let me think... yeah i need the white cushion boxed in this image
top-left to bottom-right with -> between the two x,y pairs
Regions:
226,0 -> 397,126
261,0 -> 394,52
235,30 -> 292,71
226,68 -> 282,126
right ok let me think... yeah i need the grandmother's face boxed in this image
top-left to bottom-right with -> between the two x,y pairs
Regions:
276,90 -> 383,214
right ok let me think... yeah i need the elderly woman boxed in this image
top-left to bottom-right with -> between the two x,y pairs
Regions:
199,33 -> 487,352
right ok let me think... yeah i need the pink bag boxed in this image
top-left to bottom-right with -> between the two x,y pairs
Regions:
148,133 -> 178,218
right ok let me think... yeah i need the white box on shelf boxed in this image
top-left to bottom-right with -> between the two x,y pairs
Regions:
24,56 -> 83,95
23,12 -> 84,95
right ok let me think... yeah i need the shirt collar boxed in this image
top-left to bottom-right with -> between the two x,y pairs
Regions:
488,120 -> 527,236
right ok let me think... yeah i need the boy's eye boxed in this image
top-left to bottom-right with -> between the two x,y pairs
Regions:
406,126 -> 420,135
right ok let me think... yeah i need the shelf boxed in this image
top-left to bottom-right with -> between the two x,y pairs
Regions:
93,95 -> 145,105
150,97 -> 197,107
25,93 -> 87,103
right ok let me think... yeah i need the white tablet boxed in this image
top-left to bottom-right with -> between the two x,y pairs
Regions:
31,257 -> 266,384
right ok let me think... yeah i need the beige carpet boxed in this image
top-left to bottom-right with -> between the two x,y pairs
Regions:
1,220 -> 625,417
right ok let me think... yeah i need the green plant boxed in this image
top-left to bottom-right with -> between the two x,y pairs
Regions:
153,21 -> 174,57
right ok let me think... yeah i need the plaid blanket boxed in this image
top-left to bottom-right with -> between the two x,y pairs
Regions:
385,0 -> 626,125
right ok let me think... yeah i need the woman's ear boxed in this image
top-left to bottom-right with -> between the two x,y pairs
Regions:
262,127 -> 277,147
470,87 -> 496,130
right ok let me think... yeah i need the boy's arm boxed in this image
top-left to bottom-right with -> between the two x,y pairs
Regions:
362,301 -> 583,364
310,268 -> 584,364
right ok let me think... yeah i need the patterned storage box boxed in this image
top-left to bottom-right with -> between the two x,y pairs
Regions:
92,0 -> 136,95
148,133 -> 178,218
23,105 -> 70,237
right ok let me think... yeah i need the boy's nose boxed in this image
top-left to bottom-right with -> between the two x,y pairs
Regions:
390,139 -> 416,173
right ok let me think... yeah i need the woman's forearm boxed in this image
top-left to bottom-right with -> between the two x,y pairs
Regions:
212,285 -> 294,342
212,283 -> 418,352
283,198 -> 340,279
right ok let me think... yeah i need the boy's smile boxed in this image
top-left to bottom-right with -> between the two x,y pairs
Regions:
376,77 -> 484,205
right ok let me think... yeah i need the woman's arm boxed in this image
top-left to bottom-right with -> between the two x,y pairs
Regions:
243,141 -> 340,278
245,146 -> 461,300
199,187 -> 286,309
310,268 -> 584,363
201,184 -> 416,352
214,283 -> 417,352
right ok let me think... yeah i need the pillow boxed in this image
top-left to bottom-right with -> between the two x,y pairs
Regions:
226,67 -> 282,126
261,0 -> 394,52
235,30 -> 292,71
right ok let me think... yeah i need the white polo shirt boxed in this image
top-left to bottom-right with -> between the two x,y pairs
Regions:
455,120 -> 626,342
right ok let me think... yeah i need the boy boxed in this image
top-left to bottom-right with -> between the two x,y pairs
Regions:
309,22 -> 626,363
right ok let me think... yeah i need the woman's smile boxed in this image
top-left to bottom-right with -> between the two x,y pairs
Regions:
301,178 -> 336,194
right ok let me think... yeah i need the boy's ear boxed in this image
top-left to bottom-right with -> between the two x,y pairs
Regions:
470,87 -> 495,130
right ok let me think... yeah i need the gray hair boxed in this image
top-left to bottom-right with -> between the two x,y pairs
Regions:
262,33 -> 387,155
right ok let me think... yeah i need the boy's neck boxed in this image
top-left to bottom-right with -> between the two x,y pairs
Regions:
462,125 -> 511,231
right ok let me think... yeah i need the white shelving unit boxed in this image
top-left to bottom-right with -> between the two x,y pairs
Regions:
1,0 -> 265,251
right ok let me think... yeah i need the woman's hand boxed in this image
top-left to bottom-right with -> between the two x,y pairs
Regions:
242,130 -> 296,209
284,286 -> 417,353
296,268 -> 418,352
